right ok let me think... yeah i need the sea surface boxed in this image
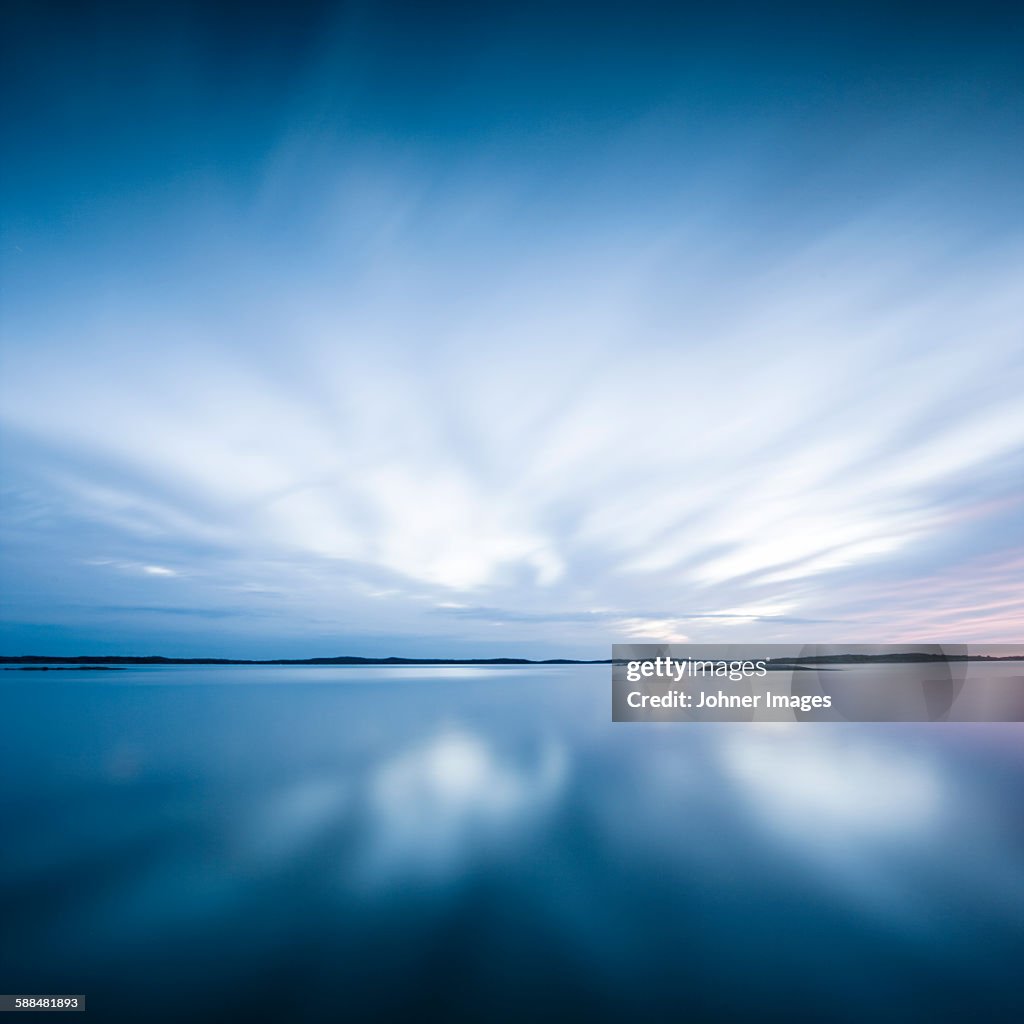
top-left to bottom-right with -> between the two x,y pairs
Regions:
1,664 -> 1022,1022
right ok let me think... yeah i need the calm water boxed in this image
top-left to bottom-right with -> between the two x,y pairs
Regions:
1,665 -> 1022,1022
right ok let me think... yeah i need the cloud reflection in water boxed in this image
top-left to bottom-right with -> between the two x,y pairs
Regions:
360,730 -> 567,886
1,666 -> 1022,1022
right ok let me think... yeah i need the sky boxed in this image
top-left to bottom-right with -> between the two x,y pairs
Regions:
1,1 -> 1022,657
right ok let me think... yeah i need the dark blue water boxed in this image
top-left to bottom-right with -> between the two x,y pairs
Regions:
1,665 -> 1022,1022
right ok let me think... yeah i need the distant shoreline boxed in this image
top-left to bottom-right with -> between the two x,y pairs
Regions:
0,653 -> 1021,667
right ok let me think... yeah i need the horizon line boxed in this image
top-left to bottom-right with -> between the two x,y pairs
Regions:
2,650 -> 1022,667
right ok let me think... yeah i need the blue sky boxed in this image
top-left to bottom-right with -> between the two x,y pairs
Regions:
1,2 -> 1022,657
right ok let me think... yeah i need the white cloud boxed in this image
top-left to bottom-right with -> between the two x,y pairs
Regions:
1,147 -> 1022,650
